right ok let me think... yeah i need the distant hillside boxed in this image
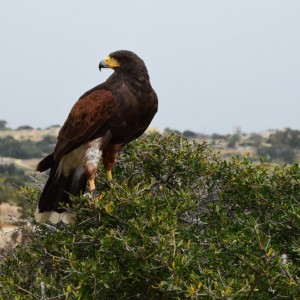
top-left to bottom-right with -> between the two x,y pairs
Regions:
0,127 -> 60,142
1,120 -> 300,164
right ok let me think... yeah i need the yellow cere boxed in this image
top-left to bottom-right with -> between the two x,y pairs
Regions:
105,56 -> 120,68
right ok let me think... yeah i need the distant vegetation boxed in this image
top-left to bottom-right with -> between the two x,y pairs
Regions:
0,164 -> 26,205
0,164 -> 25,177
1,119 -> 300,207
180,127 -> 300,164
257,128 -> 300,163
1,118 -> 300,164
0,120 -> 58,205
0,135 -> 56,159
0,120 -> 9,131
0,119 -> 60,131
15,125 -> 34,131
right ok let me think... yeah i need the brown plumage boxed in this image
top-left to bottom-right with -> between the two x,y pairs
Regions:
35,50 -> 158,224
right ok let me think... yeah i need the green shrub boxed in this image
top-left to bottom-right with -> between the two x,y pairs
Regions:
0,133 -> 299,299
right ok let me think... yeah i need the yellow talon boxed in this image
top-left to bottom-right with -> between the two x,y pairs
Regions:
106,170 -> 112,180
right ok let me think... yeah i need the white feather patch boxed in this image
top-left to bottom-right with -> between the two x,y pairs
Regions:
34,207 -> 76,224
85,138 -> 103,174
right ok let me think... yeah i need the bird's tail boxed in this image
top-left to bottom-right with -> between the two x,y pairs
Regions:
36,153 -> 55,172
35,160 -> 87,224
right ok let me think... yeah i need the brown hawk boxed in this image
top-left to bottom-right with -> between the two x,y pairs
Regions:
35,50 -> 158,224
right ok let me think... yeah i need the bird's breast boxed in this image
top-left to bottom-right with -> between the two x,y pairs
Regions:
83,140 -> 102,171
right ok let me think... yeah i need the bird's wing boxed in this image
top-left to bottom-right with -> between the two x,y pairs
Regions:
53,89 -> 116,160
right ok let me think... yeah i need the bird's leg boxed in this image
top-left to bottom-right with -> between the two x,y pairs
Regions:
103,144 -> 124,182
89,179 -> 95,191
106,170 -> 112,181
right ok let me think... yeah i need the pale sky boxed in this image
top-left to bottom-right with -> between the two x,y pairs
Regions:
0,1 -> 299,134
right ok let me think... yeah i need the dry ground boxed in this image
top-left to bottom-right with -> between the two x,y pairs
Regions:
0,203 -> 21,249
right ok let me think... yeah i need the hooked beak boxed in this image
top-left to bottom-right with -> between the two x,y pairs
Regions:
99,60 -> 108,71
99,56 -> 120,71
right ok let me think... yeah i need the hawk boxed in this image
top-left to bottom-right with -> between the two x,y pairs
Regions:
35,50 -> 158,224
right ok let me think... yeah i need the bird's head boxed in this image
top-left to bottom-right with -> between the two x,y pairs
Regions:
99,50 -> 147,73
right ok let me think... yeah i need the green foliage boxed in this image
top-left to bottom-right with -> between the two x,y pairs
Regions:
1,133 -> 300,299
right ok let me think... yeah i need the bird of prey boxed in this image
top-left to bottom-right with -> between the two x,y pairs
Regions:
35,50 -> 158,224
